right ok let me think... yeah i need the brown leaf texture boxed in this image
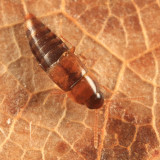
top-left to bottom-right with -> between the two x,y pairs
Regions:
0,0 -> 160,160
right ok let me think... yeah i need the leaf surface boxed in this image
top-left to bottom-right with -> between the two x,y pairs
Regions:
0,0 -> 160,160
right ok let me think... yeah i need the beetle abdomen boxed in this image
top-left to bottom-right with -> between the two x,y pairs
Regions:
26,14 -> 68,71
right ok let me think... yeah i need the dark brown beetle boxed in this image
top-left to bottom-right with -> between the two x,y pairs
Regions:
25,13 -> 104,109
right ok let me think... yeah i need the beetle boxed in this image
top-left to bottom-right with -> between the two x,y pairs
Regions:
25,14 -> 144,150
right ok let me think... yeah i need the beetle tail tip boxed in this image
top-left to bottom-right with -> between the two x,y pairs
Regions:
25,13 -> 35,20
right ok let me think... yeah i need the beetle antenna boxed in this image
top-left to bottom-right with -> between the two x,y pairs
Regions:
94,109 -> 99,149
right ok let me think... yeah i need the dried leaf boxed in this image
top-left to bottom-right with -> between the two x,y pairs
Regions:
0,0 -> 160,160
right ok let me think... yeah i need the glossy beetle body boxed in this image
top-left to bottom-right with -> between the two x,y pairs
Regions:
25,14 -> 104,109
